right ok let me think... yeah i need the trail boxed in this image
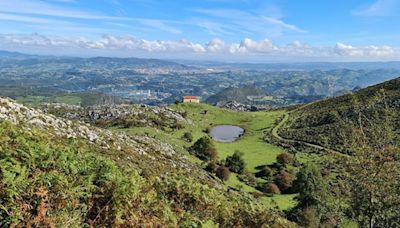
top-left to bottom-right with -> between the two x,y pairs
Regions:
271,103 -> 349,158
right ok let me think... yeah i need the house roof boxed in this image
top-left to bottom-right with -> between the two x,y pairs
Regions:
183,96 -> 199,99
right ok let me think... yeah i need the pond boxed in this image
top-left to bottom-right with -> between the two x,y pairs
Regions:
209,125 -> 245,143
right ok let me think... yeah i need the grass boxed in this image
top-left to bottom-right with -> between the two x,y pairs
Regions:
226,173 -> 297,210
115,102 -> 297,210
171,103 -> 285,172
118,103 -> 298,209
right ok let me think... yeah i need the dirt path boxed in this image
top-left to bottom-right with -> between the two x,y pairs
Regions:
272,104 -> 349,158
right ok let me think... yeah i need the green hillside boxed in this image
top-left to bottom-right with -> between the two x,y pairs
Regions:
279,77 -> 400,153
0,97 -> 294,227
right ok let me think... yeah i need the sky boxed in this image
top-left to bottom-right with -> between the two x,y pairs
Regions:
0,0 -> 399,62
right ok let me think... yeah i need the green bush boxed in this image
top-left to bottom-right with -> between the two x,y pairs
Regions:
182,132 -> 193,142
188,136 -> 217,161
225,151 -> 246,174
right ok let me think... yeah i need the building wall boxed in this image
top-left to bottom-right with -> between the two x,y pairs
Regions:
183,98 -> 200,103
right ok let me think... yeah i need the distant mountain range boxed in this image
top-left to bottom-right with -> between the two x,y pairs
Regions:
3,49 -> 400,70
0,50 -> 192,69
0,50 -> 39,59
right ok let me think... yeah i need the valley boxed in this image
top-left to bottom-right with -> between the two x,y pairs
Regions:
1,53 -> 400,227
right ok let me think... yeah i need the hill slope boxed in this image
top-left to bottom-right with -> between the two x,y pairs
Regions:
279,77 -> 400,152
0,97 -> 293,227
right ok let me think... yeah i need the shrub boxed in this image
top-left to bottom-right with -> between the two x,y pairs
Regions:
274,170 -> 294,193
258,166 -> 274,180
206,148 -> 218,161
238,172 -> 258,188
189,136 -> 217,161
216,166 -> 230,181
276,152 -> 294,166
262,183 -> 281,194
225,151 -> 246,174
182,132 -> 193,142
205,162 -> 218,173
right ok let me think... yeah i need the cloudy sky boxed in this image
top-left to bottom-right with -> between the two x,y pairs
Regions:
0,0 -> 399,62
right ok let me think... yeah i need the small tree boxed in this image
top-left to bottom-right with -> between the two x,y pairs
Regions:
258,166 -> 274,180
288,163 -> 330,227
216,166 -> 230,181
274,170 -> 294,193
276,152 -> 294,166
293,163 -> 328,208
182,132 -> 193,142
205,161 -> 218,173
206,148 -> 218,161
189,136 -> 217,161
225,151 -> 246,174
262,183 -> 281,194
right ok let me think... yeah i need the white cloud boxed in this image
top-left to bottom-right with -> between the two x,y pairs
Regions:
192,8 -> 306,36
334,42 -> 397,57
0,33 -> 399,61
0,0 -> 182,35
352,0 -> 399,17
262,17 -> 306,33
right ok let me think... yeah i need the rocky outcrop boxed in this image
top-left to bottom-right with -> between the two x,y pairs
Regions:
0,97 -> 196,175
41,103 -> 187,129
222,101 -> 260,112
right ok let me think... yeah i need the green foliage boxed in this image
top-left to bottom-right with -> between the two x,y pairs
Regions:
225,151 -> 246,174
182,132 -> 193,142
293,163 -> 328,208
189,136 -> 217,161
0,119 -> 293,226
280,78 -> 400,153
258,166 -> 274,180
274,170 -> 294,193
0,121 -> 143,227
341,102 -> 400,228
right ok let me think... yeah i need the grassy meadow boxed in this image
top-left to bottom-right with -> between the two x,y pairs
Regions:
116,102 -> 298,210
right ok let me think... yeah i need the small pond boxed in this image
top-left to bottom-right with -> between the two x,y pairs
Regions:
209,125 -> 245,143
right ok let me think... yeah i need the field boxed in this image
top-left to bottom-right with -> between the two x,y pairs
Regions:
117,102 -> 298,209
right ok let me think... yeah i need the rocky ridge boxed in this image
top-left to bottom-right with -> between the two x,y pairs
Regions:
0,97 -> 200,176
41,103 -> 188,128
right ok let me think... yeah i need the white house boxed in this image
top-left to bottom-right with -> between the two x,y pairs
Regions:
183,96 -> 200,103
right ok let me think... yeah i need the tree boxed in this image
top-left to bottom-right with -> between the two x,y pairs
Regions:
293,163 -> 328,209
216,166 -> 230,181
288,163 -> 341,227
189,136 -> 217,161
258,166 -> 274,180
338,93 -> 400,227
225,151 -> 246,174
341,102 -> 400,228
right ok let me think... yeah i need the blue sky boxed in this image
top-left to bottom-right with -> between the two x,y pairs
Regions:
0,0 -> 399,61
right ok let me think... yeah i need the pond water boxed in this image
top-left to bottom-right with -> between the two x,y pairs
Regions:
209,125 -> 245,143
